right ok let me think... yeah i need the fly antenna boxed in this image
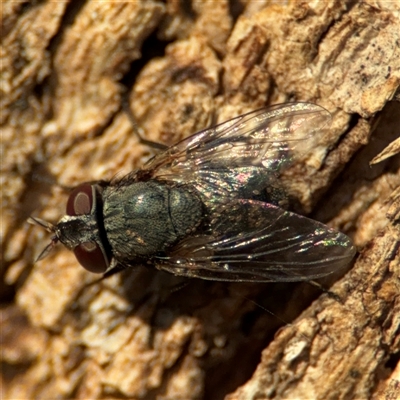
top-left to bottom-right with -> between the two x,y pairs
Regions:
28,216 -> 59,261
28,216 -> 56,233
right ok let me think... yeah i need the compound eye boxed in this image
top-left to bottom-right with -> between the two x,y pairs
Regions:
73,242 -> 109,273
66,184 -> 94,216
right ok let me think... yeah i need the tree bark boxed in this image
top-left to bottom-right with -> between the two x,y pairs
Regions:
2,1 -> 400,399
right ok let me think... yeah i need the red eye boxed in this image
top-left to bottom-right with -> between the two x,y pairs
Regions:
67,184 -> 93,216
74,242 -> 109,273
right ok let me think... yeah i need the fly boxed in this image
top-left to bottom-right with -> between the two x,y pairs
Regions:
29,102 -> 356,282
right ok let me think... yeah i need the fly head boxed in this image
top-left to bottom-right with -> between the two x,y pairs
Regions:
29,183 -> 112,274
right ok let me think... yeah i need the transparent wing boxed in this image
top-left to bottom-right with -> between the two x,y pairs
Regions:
155,199 -> 356,282
141,102 -> 331,182
123,102 -> 354,282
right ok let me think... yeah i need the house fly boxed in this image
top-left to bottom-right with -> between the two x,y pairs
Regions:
29,102 -> 356,282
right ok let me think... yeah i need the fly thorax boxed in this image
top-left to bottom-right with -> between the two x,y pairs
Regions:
103,181 -> 204,260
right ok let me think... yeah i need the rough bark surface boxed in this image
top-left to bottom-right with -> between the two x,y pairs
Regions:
2,1 -> 400,399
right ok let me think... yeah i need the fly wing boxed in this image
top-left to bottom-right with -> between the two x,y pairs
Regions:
141,102 -> 331,182
155,199 -> 356,282
127,102 -> 354,282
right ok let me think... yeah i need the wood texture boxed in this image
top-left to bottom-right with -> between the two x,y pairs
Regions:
2,1 -> 400,399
